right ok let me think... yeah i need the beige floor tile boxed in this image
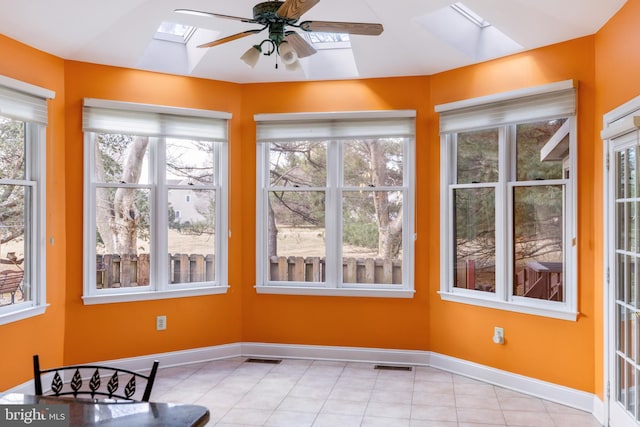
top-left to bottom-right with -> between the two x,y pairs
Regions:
218,407 -> 273,425
361,415 -> 411,426
502,409 -> 555,426
410,421 -> 457,427
365,401 -> 412,419
548,412 -> 604,427
412,391 -> 456,407
277,396 -> 324,413
456,407 -> 506,424
321,398 -> 368,416
410,404 -> 457,422
148,357 -> 604,427
264,410 -> 317,427
312,412 -> 362,427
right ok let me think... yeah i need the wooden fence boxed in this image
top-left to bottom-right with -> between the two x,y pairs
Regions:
96,254 -> 402,287
269,256 -> 402,284
96,254 -> 214,288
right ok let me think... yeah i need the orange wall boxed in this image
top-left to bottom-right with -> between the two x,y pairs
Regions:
0,35 -> 67,389
239,77 -> 432,351
592,0 -> 640,401
4,2 -> 639,395
60,62 -> 245,365
239,38 -> 598,392
427,37 -> 597,392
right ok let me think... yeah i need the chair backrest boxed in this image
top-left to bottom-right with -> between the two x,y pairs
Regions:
33,354 -> 159,402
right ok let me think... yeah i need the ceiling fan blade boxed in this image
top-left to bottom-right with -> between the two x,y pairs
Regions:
276,0 -> 320,20
284,32 -> 317,58
197,29 -> 264,48
300,21 -> 384,36
174,9 -> 257,23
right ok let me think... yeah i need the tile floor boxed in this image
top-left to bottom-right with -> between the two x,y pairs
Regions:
152,357 -> 603,427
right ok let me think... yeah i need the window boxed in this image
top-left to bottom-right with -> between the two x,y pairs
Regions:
437,80 -> 578,320
154,22 -> 196,44
255,111 -> 416,298
0,75 -> 53,324
83,99 -> 230,304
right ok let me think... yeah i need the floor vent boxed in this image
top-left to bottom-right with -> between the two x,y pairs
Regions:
245,358 -> 282,364
374,364 -> 413,371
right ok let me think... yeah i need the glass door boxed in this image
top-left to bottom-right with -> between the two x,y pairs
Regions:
609,130 -> 640,427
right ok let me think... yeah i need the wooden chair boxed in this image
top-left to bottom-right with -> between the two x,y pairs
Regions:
33,354 -> 159,402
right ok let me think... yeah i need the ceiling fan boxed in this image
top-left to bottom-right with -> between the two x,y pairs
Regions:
175,0 -> 384,70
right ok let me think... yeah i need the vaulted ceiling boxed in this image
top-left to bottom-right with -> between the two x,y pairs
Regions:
0,0 -> 627,83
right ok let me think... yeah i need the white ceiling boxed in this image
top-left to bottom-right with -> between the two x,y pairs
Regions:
0,0 -> 627,84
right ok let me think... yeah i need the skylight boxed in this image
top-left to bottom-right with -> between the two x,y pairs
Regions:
415,3 -> 522,62
155,22 -> 196,43
307,32 -> 351,50
450,2 -> 490,28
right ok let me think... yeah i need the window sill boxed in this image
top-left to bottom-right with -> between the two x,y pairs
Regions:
82,286 -> 229,305
256,285 -> 415,298
438,291 -> 578,321
0,304 -> 48,326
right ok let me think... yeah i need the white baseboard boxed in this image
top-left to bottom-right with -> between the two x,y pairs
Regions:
11,342 -> 600,418
240,342 -> 431,366
428,352 -> 595,413
592,395 -> 606,426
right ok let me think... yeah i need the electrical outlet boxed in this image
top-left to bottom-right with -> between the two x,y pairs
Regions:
493,326 -> 504,344
156,315 -> 167,331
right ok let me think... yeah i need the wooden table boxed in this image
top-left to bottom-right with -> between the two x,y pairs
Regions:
0,393 -> 210,427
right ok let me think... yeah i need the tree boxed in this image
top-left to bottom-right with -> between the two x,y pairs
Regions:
0,117 -> 26,259
93,133 -> 149,255
453,120 -> 565,269
267,138 -> 404,258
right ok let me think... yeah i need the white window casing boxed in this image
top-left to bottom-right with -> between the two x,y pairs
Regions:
0,74 -> 54,324
82,98 -> 230,304
437,80 -> 578,320
255,110 -> 416,298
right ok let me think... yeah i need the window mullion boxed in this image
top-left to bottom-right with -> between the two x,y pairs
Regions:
256,143 -> 268,284
154,137 -> 166,291
214,142 -> 226,286
325,140 -> 340,288
496,126 -> 510,301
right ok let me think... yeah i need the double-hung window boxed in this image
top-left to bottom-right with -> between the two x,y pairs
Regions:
255,111 -> 416,298
83,99 -> 230,304
438,80 -> 578,320
0,75 -> 53,324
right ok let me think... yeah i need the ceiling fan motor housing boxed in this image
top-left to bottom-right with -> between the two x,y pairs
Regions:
253,1 -> 293,24
253,1 -> 295,45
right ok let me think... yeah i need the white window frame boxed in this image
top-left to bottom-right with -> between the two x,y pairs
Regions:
255,110 -> 416,298
82,99 -> 230,304
437,80 -> 578,320
0,75 -> 54,324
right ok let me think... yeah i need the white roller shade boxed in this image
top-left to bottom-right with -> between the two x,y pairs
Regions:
255,110 -> 416,142
0,75 -> 55,125
83,98 -> 230,141
436,80 -> 576,133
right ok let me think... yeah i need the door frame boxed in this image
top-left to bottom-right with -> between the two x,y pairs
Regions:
602,95 -> 640,427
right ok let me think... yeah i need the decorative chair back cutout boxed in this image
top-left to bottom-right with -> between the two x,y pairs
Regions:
33,354 -> 159,402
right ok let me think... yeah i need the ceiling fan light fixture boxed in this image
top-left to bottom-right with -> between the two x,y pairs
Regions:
278,42 -> 298,65
284,59 -> 300,71
240,45 -> 262,68
183,0 -> 384,71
